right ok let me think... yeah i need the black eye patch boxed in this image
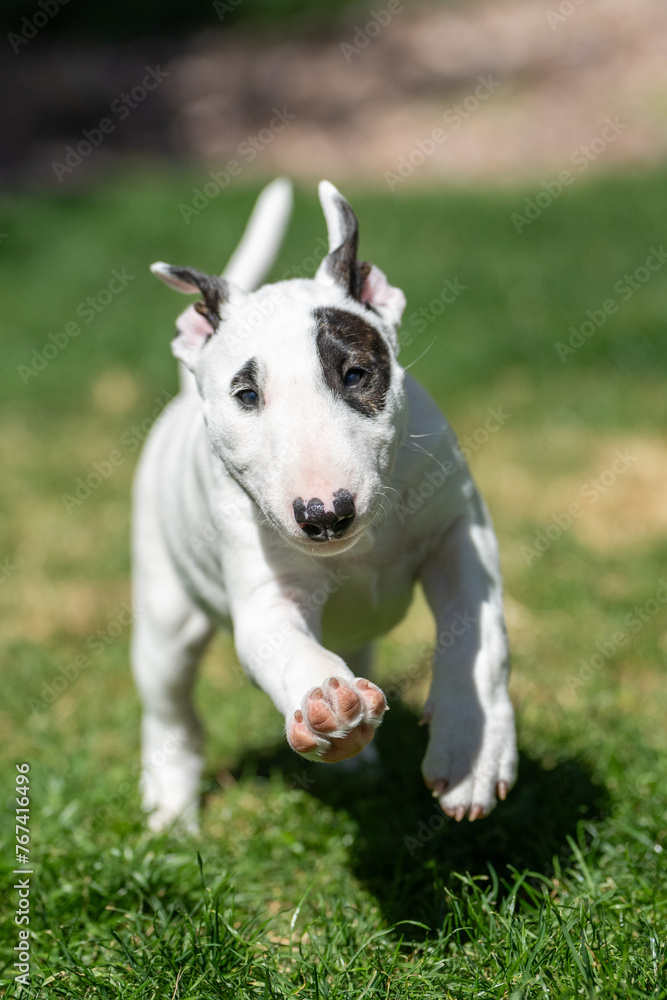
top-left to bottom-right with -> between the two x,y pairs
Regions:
314,307 -> 390,417
231,357 -> 261,409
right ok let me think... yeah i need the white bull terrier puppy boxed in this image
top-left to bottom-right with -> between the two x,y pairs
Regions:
132,178 -> 518,832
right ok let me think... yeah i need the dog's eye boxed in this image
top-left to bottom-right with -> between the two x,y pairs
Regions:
236,388 -> 259,408
343,367 -> 368,388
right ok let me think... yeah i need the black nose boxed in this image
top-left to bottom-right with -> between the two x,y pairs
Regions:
292,489 -> 355,542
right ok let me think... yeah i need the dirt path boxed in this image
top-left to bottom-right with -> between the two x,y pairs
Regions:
171,0 -> 667,184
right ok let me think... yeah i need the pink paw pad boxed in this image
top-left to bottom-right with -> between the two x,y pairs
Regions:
355,678 -> 386,719
288,709 -> 320,755
287,676 -> 387,763
305,680 -> 361,733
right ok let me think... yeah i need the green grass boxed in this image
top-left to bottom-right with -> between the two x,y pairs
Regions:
1,166 -> 667,998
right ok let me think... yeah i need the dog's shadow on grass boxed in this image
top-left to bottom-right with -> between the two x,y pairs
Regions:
228,701 -> 608,934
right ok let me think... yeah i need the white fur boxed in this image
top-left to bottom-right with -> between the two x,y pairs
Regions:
132,180 -> 518,832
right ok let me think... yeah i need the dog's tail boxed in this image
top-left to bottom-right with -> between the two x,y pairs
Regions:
222,176 -> 293,291
178,177 -> 293,396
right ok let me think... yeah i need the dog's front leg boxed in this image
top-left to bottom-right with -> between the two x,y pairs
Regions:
230,589 -> 386,763
419,514 -> 518,821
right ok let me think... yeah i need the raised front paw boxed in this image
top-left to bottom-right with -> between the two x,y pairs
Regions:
421,695 -> 518,821
286,677 -> 386,763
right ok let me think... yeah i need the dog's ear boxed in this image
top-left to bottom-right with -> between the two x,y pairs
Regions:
316,181 -> 367,300
315,182 -> 406,343
358,263 -> 406,337
151,262 -> 238,368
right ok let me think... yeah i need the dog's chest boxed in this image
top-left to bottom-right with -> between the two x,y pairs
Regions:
319,542 -> 424,652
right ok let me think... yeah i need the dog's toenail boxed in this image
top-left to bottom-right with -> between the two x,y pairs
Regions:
311,688 -> 323,699
329,678 -> 339,689
294,710 -> 303,723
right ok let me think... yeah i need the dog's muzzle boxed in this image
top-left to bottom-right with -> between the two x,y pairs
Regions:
292,489 -> 355,542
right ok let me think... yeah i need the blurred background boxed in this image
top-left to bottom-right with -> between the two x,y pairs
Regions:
2,0 -> 667,185
1,0 -> 667,992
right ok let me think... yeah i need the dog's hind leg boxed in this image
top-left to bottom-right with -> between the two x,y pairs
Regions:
131,552 -> 214,833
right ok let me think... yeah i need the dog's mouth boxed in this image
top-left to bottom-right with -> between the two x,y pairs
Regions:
290,523 -> 366,556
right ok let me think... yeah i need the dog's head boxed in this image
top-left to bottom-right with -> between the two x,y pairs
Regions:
151,181 -> 407,555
